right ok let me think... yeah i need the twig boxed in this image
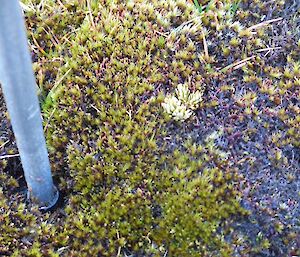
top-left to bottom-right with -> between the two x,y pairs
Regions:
233,62 -> 248,70
153,30 -> 168,37
60,28 -> 81,46
42,27 -> 59,47
30,32 -> 48,56
43,68 -> 72,109
87,0 -> 95,28
214,13 -> 220,31
0,140 -> 9,149
247,17 -> 283,30
46,25 -> 61,46
51,68 -> 72,94
19,1 -> 34,12
256,46 -> 282,52
116,230 -> 121,257
56,246 -> 70,255
202,29 -> 209,60
219,56 -> 256,72
0,154 -> 20,160
91,104 -> 101,113
44,107 -> 57,133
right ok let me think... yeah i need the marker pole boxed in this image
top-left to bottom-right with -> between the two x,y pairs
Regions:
0,0 -> 58,210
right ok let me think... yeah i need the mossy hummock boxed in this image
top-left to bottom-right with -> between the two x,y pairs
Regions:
0,0 -> 299,256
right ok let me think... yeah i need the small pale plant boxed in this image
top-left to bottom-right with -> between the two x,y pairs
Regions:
162,83 -> 203,121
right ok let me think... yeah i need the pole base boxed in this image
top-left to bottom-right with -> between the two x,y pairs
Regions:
26,185 -> 59,211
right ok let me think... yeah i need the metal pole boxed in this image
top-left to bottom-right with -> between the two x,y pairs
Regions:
0,0 -> 58,210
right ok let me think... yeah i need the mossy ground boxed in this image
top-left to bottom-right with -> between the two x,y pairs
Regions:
0,0 -> 299,256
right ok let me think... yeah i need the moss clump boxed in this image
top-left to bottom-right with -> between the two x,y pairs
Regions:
40,1 -> 243,255
3,0 -> 243,256
1,0 -> 299,256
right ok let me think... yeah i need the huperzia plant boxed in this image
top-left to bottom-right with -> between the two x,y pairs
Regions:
162,83 -> 203,121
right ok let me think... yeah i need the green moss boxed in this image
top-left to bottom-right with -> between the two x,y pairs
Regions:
1,0 -> 299,256
29,1 -> 243,256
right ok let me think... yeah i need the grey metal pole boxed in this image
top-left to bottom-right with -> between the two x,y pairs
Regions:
0,0 -> 58,210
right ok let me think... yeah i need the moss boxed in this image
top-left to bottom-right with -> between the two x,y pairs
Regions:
1,0 -> 299,256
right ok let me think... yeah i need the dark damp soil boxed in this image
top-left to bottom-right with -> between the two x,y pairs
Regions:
0,88 -> 22,189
